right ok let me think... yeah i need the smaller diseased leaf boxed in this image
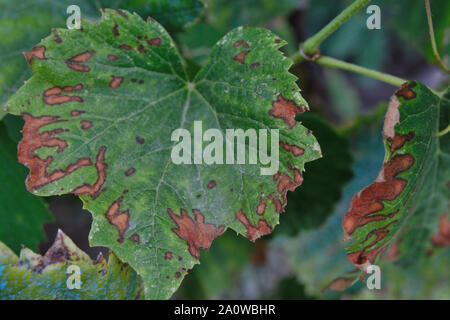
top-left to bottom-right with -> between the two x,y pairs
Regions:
343,82 -> 449,269
0,230 -> 143,300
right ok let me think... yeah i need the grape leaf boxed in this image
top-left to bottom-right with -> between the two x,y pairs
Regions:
4,9 -> 320,299
343,82 -> 450,269
0,121 -> 52,253
0,0 -> 204,110
0,229 -> 143,299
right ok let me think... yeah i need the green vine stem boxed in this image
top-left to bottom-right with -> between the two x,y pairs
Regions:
425,0 -> 450,73
314,56 -> 407,87
301,0 -> 372,57
435,124 -> 450,137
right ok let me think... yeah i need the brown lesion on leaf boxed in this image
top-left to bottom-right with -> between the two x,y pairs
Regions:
117,9 -> 129,19
112,23 -> 120,37
233,50 -> 250,64
109,76 -> 124,89
71,146 -> 107,197
250,62 -> 260,68
80,120 -> 93,130
395,81 -> 417,100
207,180 -> 216,189
24,45 -> 46,64
269,95 -> 306,129
164,252 -> 173,260
66,51 -> 94,72
236,210 -> 272,241
267,194 -> 283,213
53,32 -> 63,44
119,44 -> 132,51
387,132 -> 414,153
129,233 -> 140,244
431,214 -> 450,247
273,171 -> 303,194
43,84 -> 83,105
105,196 -> 130,243
167,208 -> 224,259
18,114 -> 93,192
107,54 -> 119,61
174,272 -> 181,278
279,141 -> 305,156
147,37 -> 162,47
124,168 -> 136,176
233,40 -> 249,48
71,110 -> 85,117
136,136 -> 145,144
257,197 -> 266,215
138,45 -> 146,54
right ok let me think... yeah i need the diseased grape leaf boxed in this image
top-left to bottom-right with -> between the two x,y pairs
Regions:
0,229 -> 143,300
0,0 -> 204,110
0,121 -> 52,254
278,108 -> 386,296
4,9 -> 320,299
343,82 -> 450,269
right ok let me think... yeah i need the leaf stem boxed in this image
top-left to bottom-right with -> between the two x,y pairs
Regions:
435,124 -> 450,137
301,0 -> 372,56
425,0 -> 450,74
314,56 -> 407,87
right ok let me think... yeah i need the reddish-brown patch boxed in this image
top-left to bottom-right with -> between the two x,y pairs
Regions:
124,168 -> 136,176
71,110 -> 85,116
233,50 -> 250,64
174,272 -> 181,278
18,114 -> 92,191
342,151 -> 415,267
207,180 -> 216,189
80,120 -> 93,130
279,141 -> 305,156
129,233 -> 140,243
119,44 -> 132,50
250,62 -> 260,68
66,51 -> 93,72
387,132 -> 414,153
117,9 -> 128,19
274,173 -> 297,193
105,196 -> 129,243
107,54 -> 119,61
431,214 -> 450,247
395,82 -> 417,100
233,40 -> 249,48
164,252 -> 173,260
71,146 -> 107,197
136,136 -> 145,144
257,197 -> 266,215
43,84 -> 83,105
53,33 -> 62,44
147,37 -> 162,47
267,194 -> 283,213
167,208 -> 224,259
24,45 -> 46,64
112,23 -> 120,37
236,210 -> 272,241
109,76 -> 124,89
269,95 -> 306,129
138,45 -> 146,54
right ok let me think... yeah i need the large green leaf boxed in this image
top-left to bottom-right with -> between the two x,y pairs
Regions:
0,121 -> 52,253
4,9 -> 320,299
343,82 -> 450,269
0,0 -> 204,110
0,230 -> 143,299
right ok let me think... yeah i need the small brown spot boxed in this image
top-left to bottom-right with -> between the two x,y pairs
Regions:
250,62 -> 260,68
136,136 -> 145,144
129,233 -> 140,243
236,210 -> 272,241
124,168 -> 136,176
81,120 -> 93,130
112,23 -> 120,37
269,94 -> 306,129
165,252 -> 173,260
107,54 -> 119,61
196,194 -> 201,199
178,256 -> 183,261
275,39 -> 281,44
234,50 -> 250,64
109,76 -> 124,89
207,180 -> 216,189
257,198 -> 266,215
24,45 -> 46,64
66,51 -> 93,72
138,45 -> 146,54
53,33 -> 62,43
174,272 -> 181,278
279,141 -> 305,156
147,37 -> 161,47
71,110 -> 85,116
117,9 -> 128,19
395,82 -> 417,100
119,44 -> 132,50
431,214 -> 450,247
105,196 -> 129,243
